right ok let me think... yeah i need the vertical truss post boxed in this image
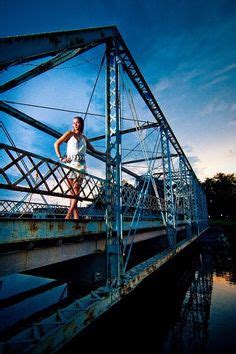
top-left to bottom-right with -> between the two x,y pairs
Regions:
179,156 -> 192,238
191,176 -> 200,235
160,127 -> 176,248
203,191 -> 209,230
198,187 -> 203,233
198,186 -> 208,233
105,39 -> 123,287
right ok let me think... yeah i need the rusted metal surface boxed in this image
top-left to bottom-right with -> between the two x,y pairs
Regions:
0,218 -> 163,244
121,233 -> 201,295
0,219 -> 177,276
0,220 -> 178,276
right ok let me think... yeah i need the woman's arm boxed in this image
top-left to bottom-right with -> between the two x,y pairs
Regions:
54,131 -> 72,161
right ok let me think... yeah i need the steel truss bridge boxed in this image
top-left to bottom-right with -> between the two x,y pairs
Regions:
0,26 -> 208,352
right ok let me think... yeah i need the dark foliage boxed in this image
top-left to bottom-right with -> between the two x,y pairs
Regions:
202,173 -> 236,219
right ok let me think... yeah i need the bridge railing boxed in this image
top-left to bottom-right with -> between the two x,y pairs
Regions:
0,143 -> 103,201
0,143 -> 164,215
0,199 -> 68,217
121,185 -> 165,211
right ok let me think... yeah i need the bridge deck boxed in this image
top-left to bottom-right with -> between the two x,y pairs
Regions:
0,218 -> 186,276
0,217 -> 163,244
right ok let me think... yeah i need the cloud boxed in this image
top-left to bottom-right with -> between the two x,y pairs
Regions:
215,103 -> 228,111
194,166 -> 207,182
231,104 -> 236,111
212,63 -> 236,77
182,69 -> 203,82
227,149 -> 236,157
182,144 -> 193,153
188,155 -> 201,165
152,67 -> 202,96
202,75 -> 228,88
200,63 -> 236,90
200,100 -> 228,116
229,118 -> 236,127
153,77 -> 173,94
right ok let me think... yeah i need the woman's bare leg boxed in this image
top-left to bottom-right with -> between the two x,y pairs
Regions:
71,178 -> 83,219
65,178 -> 74,219
72,179 -> 80,219
65,178 -> 82,219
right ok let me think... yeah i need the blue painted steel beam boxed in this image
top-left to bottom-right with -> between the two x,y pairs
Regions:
0,101 -> 60,138
105,40 -> 123,286
160,127 -> 176,248
0,26 -> 116,70
0,218 -> 163,244
0,45 -> 97,94
0,219 -> 170,276
179,156 -> 192,237
89,122 -> 158,142
122,154 -> 178,165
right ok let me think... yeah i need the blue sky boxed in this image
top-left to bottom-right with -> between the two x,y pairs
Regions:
0,0 -> 236,183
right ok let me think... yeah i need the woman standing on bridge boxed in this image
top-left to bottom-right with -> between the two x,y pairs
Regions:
54,116 -> 105,220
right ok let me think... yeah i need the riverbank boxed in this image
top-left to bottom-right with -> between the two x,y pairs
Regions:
210,219 -> 236,229
210,218 -> 236,239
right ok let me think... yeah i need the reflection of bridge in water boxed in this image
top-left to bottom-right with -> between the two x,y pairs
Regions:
0,26 -> 208,352
162,251 -> 213,354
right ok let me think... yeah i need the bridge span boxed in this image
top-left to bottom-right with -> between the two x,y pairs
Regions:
0,26 -> 208,352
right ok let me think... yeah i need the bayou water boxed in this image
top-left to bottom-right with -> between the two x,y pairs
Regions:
60,224 -> 236,354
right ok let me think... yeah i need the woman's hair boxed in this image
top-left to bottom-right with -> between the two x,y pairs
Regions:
73,116 -> 84,133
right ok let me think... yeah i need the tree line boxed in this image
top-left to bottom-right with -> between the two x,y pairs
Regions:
202,173 -> 236,220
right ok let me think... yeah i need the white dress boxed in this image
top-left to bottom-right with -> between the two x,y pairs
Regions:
65,134 -> 87,179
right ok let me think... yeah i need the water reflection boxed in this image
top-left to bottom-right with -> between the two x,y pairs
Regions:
201,227 -> 236,284
160,227 -> 236,354
161,253 -> 213,354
